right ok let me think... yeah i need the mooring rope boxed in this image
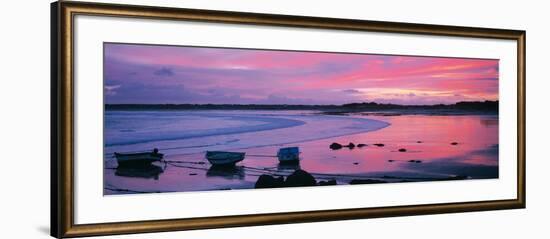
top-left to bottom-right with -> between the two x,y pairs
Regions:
103,140 -> 462,157
104,160 -> 457,194
246,154 -> 278,158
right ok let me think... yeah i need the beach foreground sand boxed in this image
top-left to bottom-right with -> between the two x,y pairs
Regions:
104,111 -> 498,195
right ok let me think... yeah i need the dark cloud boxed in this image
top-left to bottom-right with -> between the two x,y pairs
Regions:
478,77 -> 498,81
153,67 -> 175,77
263,94 -> 317,105
104,82 -> 256,104
342,89 -> 361,94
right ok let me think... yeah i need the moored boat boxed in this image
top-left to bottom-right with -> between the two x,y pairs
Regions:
115,148 -> 163,167
205,151 -> 245,166
277,147 -> 300,163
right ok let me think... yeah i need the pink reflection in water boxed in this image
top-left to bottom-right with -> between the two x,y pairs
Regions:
104,114 -> 498,195
297,115 -> 498,175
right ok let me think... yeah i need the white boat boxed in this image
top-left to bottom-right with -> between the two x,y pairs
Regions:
114,148 -> 163,167
205,151 -> 245,166
277,147 -> 300,162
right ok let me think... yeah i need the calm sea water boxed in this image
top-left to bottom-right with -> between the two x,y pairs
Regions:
104,110 -> 498,195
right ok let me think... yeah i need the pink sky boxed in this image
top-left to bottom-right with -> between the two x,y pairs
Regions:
104,43 -> 498,105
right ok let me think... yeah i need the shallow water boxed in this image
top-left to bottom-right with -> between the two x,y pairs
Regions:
104,110 -> 498,195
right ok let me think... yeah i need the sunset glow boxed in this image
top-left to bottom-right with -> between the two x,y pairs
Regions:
104,43 -> 499,105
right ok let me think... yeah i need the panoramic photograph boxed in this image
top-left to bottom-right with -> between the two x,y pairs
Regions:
103,42 -> 499,195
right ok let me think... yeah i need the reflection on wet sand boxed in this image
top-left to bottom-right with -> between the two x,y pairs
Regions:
402,144 -> 499,178
115,164 -> 165,180
206,165 -> 245,179
277,161 -> 301,171
104,114 -> 499,194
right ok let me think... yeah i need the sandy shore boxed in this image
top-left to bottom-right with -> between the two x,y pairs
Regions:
105,114 -> 498,195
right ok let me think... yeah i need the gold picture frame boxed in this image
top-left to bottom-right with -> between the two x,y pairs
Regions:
51,1 -> 526,238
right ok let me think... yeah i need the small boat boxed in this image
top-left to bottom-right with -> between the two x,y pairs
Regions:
277,147 -> 300,163
205,151 -> 245,166
115,148 -> 163,167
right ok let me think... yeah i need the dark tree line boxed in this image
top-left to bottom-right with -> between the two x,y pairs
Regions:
105,100 -> 498,112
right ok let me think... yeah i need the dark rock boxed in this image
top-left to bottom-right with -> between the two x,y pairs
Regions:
353,162 -> 359,165
189,173 -> 197,176
255,174 -> 284,188
373,143 -> 385,147
357,144 -> 367,147
398,148 -> 407,152
318,179 -> 337,186
346,142 -> 355,149
388,160 -> 395,162
349,179 -> 387,185
417,141 -> 423,143
451,142 -> 459,145
415,160 -> 422,163
408,160 -> 416,163
285,170 -> 317,187
329,142 -> 343,150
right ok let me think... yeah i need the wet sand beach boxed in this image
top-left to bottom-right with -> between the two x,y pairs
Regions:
104,111 -> 498,195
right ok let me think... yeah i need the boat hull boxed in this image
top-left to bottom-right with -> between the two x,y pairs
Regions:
205,151 -> 245,166
115,152 -> 163,167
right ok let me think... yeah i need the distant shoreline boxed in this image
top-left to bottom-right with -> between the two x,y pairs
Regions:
105,101 -> 498,115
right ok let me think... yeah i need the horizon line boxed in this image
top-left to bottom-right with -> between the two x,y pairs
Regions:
104,100 -> 498,107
